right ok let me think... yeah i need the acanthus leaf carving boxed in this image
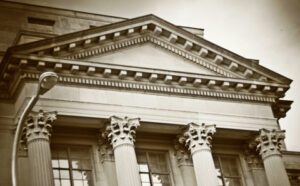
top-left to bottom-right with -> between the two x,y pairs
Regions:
104,116 -> 140,148
174,136 -> 193,166
98,128 -> 114,162
255,128 -> 285,159
180,122 -> 216,154
244,140 -> 264,169
21,110 -> 57,147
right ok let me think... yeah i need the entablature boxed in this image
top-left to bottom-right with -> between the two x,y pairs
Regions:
0,53 -> 288,104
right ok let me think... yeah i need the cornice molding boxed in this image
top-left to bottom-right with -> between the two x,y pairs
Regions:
0,44 -> 290,103
0,49 -> 288,102
6,53 -> 291,90
272,100 -> 293,119
1,70 -> 279,104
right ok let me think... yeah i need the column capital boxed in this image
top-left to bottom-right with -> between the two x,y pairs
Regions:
174,136 -> 193,166
104,116 -> 140,148
256,128 -> 285,159
21,110 -> 57,145
180,122 -> 216,154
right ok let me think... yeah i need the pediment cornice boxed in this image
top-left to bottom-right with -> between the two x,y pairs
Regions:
1,14 -> 291,85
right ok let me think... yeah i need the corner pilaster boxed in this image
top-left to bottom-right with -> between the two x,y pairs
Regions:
99,134 -> 114,163
174,137 -> 197,186
98,131 -> 117,186
245,141 -> 268,186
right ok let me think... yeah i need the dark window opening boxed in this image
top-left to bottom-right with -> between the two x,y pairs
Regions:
27,17 -> 55,26
213,155 -> 244,186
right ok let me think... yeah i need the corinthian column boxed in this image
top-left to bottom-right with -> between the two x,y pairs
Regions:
104,116 -> 141,186
174,139 -> 197,186
256,129 -> 290,186
21,110 -> 57,186
180,122 -> 218,186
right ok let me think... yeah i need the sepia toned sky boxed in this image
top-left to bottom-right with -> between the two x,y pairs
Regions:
7,0 -> 300,150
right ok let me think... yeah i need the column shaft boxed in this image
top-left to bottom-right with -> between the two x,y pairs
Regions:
114,144 -> 141,186
192,150 -> 218,186
27,139 -> 54,186
263,155 -> 290,186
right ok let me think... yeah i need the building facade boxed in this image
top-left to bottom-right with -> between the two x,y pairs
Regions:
0,1 -> 300,186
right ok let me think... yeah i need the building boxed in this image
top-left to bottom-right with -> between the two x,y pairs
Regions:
0,1 -> 300,186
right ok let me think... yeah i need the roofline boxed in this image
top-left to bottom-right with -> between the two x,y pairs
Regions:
1,1 -> 127,20
177,25 -> 204,31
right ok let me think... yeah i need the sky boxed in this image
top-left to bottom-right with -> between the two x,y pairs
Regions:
7,0 -> 300,151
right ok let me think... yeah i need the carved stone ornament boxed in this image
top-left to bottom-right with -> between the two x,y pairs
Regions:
180,122 -> 216,154
105,116 -> 140,148
256,128 -> 285,159
246,155 -> 264,169
99,130 -> 114,162
99,143 -> 114,162
245,141 -> 264,169
174,137 -> 193,166
20,110 -> 57,146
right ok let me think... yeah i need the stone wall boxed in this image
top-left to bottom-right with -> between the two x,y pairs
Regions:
0,1 -> 125,52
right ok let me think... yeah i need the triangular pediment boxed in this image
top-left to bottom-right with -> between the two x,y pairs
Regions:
1,14 -> 291,85
0,13 -> 292,111
87,43 -> 218,75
